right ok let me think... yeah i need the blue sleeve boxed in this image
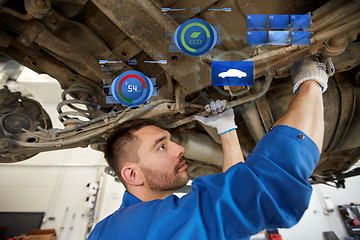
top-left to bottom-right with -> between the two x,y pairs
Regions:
89,125 -> 320,240
184,124 -> 319,238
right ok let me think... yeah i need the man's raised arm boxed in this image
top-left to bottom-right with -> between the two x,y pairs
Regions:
193,100 -> 244,172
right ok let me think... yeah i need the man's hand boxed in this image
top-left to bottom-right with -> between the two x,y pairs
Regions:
193,100 -> 237,135
193,100 -> 243,171
291,53 -> 335,94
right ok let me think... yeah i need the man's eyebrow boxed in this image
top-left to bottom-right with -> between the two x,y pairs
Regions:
152,136 -> 167,149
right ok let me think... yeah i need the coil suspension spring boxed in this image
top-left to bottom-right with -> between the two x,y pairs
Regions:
57,85 -> 99,126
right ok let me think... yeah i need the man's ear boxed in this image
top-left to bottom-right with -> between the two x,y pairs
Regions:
121,163 -> 144,186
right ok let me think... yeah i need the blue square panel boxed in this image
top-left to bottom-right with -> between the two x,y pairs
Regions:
212,61 -> 254,86
290,15 -> 311,29
247,31 -> 267,45
291,31 -> 311,45
247,15 -> 267,29
269,31 -> 289,45
269,15 -> 289,29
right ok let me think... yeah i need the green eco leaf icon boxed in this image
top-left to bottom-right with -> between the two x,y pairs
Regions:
190,32 -> 201,38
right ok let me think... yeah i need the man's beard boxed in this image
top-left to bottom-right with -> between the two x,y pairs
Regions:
139,159 -> 189,192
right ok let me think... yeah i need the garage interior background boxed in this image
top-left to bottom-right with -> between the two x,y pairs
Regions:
0,63 -> 359,240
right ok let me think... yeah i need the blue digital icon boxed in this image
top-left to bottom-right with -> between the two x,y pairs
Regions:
247,15 -> 267,29
174,18 -> 217,56
269,31 -> 289,45
290,15 -> 311,29
269,15 -> 289,29
247,31 -> 267,45
291,31 -> 311,45
211,61 -> 254,86
107,70 -> 154,107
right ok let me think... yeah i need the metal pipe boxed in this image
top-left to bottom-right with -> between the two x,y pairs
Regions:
1,7 -> 33,20
175,131 -> 223,167
312,0 -> 359,32
314,18 -> 360,43
168,74 -> 274,128
239,103 -> 266,143
312,0 -> 344,22
166,73 -> 174,97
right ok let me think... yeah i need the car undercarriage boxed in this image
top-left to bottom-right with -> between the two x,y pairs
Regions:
0,0 -> 359,187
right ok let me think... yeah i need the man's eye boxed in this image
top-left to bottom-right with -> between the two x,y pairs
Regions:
159,144 -> 166,151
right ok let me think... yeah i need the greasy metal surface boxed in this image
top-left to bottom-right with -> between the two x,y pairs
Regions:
57,84 -> 101,125
174,130 -> 223,167
0,0 -> 359,185
325,73 -> 356,151
0,86 -> 52,162
90,0 -> 211,96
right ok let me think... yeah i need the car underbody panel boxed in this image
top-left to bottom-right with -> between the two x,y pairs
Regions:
0,0 -> 359,187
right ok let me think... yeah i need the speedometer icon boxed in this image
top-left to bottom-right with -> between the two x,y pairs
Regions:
111,70 -> 154,107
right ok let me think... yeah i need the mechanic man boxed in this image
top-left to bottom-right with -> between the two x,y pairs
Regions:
88,55 -> 332,240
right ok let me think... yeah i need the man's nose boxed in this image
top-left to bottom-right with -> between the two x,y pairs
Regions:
174,142 -> 185,158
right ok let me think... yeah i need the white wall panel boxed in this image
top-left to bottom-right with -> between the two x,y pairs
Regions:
0,147 -> 103,239
279,175 -> 360,239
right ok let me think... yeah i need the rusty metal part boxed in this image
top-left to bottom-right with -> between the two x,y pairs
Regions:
0,86 -> 52,136
172,130 -> 223,167
2,0 -> 359,105
0,0 -> 6,7
223,86 -> 250,97
169,0 -> 218,23
239,80 -> 275,143
314,148 -> 360,180
24,0 -> 51,19
325,73 -> 356,152
185,159 -> 221,179
0,41 -> 105,105
0,86 -> 52,162
61,0 -> 89,4
0,0 -> 359,185
17,20 -> 105,82
141,102 -> 176,119
57,84 -> 101,126
274,41 -> 360,78
91,0 -> 211,96
0,138 -> 12,153
0,99 -> 173,163
165,73 -> 174,98
241,0 -> 360,79
0,30 -> 13,47
239,103 -> 266,143
175,85 -> 185,114
331,42 -> 360,73
43,9 -> 121,61
1,7 -> 33,20
323,36 -> 348,57
168,74 -> 274,128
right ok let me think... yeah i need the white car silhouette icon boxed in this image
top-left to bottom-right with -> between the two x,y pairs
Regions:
218,69 -> 247,78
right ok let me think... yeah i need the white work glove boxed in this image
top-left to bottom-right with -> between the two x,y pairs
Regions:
291,53 -> 335,94
193,100 -> 237,135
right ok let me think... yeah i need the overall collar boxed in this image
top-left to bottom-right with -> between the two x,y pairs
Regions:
120,190 -> 143,209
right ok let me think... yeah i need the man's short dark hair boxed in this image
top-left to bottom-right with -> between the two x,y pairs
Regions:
104,118 -> 158,186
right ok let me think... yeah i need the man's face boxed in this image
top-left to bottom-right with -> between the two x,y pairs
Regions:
134,126 -> 189,192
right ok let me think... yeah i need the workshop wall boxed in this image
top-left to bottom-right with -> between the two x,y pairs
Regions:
0,103 -> 106,240
95,173 -> 125,222
279,172 -> 360,240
